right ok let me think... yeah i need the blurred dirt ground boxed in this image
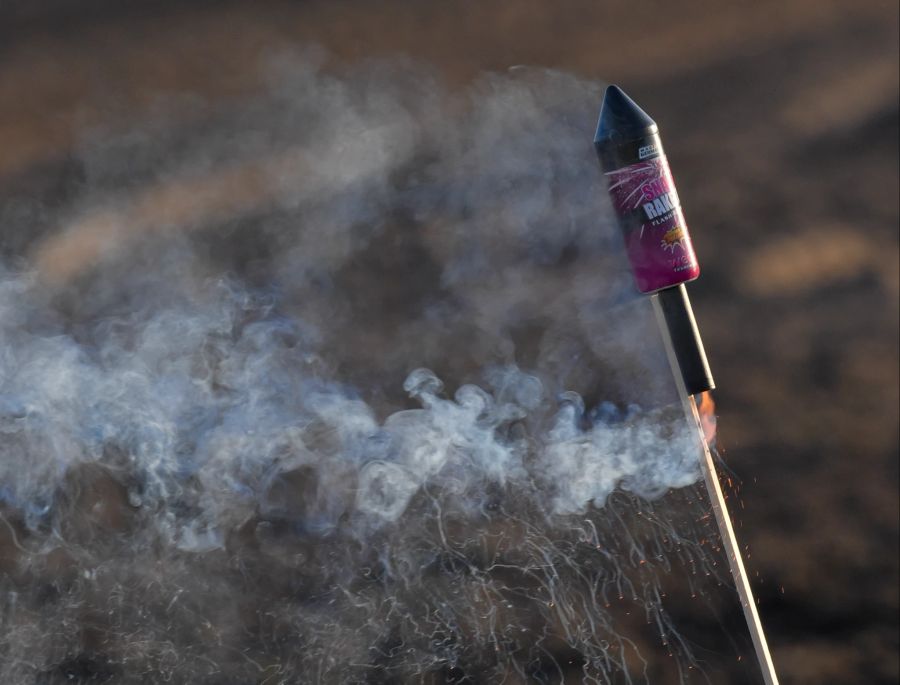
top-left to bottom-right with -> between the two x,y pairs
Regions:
0,1 -> 897,683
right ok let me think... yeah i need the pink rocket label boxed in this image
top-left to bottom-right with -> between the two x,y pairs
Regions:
606,156 -> 700,293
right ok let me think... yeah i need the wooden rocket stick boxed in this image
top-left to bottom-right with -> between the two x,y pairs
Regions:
651,294 -> 779,685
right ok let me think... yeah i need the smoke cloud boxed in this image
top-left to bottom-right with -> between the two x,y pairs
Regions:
0,53 -> 729,683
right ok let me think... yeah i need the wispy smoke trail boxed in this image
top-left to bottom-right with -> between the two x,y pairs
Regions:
0,53 -> 737,683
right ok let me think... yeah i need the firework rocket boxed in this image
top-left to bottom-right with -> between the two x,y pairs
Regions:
594,85 -> 779,684
595,84 -> 714,395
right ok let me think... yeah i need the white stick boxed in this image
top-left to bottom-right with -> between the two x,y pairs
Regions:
651,294 -> 779,685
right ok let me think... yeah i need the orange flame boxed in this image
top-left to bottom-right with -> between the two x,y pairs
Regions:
697,391 -> 717,446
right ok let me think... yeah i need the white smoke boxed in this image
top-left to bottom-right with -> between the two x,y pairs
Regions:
0,265 -> 697,536
0,53 -> 727,684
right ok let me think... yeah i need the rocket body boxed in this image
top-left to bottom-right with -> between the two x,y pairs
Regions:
594,86 -> 700,294
594,85 -> 714,395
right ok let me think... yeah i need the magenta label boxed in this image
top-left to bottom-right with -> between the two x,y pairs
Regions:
606,156 -> 700,293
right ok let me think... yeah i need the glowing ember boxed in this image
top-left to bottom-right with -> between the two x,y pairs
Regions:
697,391 -> 718,445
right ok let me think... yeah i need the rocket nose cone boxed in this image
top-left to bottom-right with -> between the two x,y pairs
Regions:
594,85 -> 658,144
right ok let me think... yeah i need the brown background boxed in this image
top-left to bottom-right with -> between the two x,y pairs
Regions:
0,1 -> 897,683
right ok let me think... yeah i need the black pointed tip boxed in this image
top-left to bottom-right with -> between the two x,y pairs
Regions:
594,84 -> 658,145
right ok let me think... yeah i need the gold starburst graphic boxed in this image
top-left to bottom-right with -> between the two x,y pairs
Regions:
661,224 -> 686,251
